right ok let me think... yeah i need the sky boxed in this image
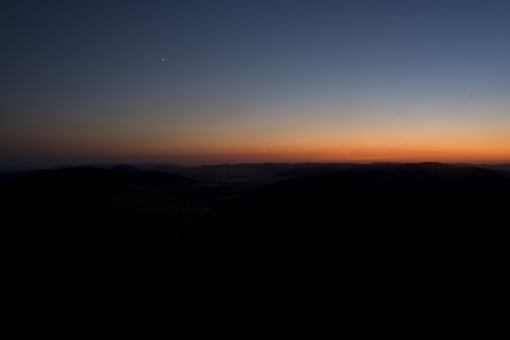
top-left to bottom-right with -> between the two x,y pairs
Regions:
1,0 -> 510,167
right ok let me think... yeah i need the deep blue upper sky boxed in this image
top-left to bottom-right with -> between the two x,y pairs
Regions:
1,0 -> 510,166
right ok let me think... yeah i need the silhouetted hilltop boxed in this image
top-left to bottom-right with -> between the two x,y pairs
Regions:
491,169 -> 510,179
0,166 -> 196,199
1,167 -> 131,195
150,162 -> 306,186
134,171 -> 196,187
151,165 -> 185,173
228,162 -> 510,259
234,163 -> 510,215
0,166 -> 39,179
272,163 -> 355,177
0,165 -> 201,256
110,164 -> 142,174
110,165 -> 196,186
220,162 -> 508,328
476,163 -> 510,172
149,162 -> 364,187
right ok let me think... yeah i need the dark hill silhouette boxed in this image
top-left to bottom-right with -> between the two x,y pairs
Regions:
490,169 -> 510,179
1,162 -> 507,334
477,163 -> 510,172
0,166 -> 199,258
0,166 -> 40,179
272,163 -> 355,177
134,171 -> 196,187
1,166 -> 132,195
235,162 -> 510,214
229,162 -> 510,249
0,167 -> 197,208
1,166 -> 196,192
224,162 -> 509,327
110,164 -> 142,174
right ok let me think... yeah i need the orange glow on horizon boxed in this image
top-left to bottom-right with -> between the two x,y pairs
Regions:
3,113 -> 509,166
31,139 -> 508,166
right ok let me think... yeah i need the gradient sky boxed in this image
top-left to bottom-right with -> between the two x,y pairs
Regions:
1,0 -> 510,167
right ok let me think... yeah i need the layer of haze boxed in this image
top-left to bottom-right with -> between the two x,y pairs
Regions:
1,0 -> 510,167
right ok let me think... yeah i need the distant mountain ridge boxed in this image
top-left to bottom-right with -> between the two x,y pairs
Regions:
0,166 -> 197,198
232,162 -> 510,222
110,164 -> 142,174
3,161 -> 510,180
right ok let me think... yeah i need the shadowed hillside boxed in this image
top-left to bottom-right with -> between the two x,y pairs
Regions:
2,166 -> 196,196
1,162 -> 507,334
222,162 -> 509,331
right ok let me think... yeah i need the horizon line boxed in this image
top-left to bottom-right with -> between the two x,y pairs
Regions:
2,160 -> 510,171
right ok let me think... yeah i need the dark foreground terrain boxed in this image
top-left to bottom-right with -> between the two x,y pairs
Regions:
1,162 -> 508,334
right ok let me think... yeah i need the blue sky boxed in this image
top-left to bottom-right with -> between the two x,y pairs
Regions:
1,0 -> 510,166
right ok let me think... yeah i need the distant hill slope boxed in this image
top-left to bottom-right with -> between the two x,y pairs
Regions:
241,162 -> 510,206
477,163 -> 510,172
110,164 -> 142,174
272,163 -> 356,177
149,162 -> 362,187
0,166 -> 39,179
134,171 -> 196,186
0,166 -> 196,198
491,169 -> 510,179
229,162 -> 510,247
1,167 -> 131,194
226,162 -> 509,302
